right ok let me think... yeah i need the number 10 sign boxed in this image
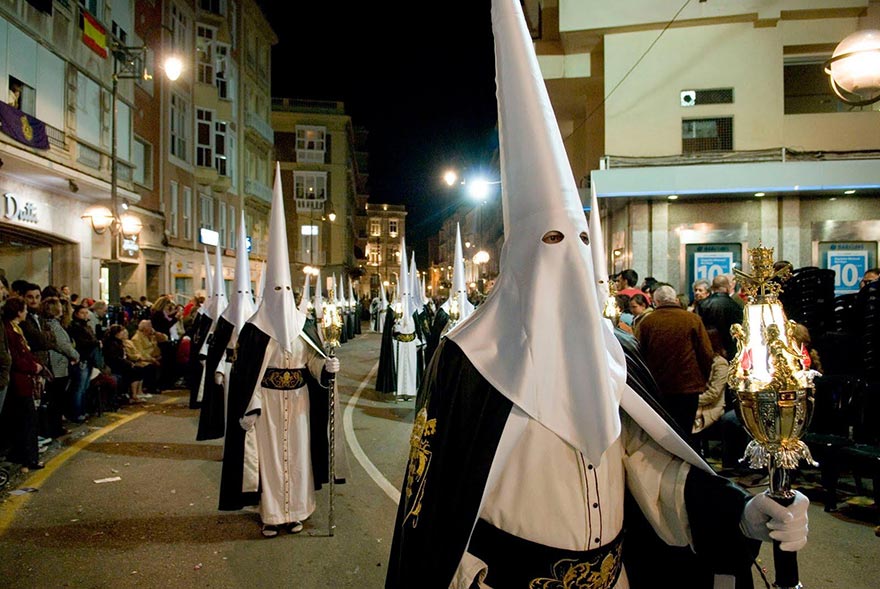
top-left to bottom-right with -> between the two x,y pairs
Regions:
828,251 -> 868,295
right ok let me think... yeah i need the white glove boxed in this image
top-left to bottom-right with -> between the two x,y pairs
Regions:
325,357 -> 340,374
214,372 -> 225,385
741,491 -> 809,551
239,413 -> 257,432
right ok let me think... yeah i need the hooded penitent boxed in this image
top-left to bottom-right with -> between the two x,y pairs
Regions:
248,163 -> 306,352
203,243 -> 228,323
299,272 -> 312,316
220,210 -> 256,348
589,182 -> 611,310
203,246 -> 214,302
410,252 -> 425,311
440,223 -> 475,324
445,0 -> 627,466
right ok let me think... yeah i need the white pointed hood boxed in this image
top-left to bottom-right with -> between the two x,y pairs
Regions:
198,247 -> 213,315
441,223 -> 475,321
220,211 -> 256,346
397,236 -> 414,331
380,275 -> 389,307
203,244 -> 228,320
348,277 -> 357,308
247,163 -> 306,353
410,252 -> 425,310
299,272 -> 311,315
448,0 -> 627,465
314,270 -> 324,321
589,181 -> 610,310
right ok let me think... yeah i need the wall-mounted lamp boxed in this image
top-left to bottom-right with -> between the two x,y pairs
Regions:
81,205 -> 143,238
825,29 -> 880,106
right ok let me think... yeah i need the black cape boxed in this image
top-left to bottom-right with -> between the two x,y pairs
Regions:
375,306 -> 397,393
354,302 -> 363,335
386,338 -> 759,588
196,317 -> 234,441
218,319 -> 337,511
187,312 -> 213,408
424,307 -> 448,370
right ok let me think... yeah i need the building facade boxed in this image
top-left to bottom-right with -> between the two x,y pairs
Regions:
0,0 -> 275,305
364,203 -> 408,300
532,0 -> 879,299
272,98 -> 366,298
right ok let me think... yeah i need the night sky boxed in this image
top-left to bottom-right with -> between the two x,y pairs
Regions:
260,1 -> 500,262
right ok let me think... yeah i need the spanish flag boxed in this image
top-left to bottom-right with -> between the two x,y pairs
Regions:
81,9 -> 107,59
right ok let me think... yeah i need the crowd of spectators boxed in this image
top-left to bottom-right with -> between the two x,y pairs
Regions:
0,277 -> 208,474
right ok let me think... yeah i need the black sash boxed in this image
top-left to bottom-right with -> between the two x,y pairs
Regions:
468,519 -> 624,589
260,368 -> 307,390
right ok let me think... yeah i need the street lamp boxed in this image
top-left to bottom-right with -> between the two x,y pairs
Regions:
825,29 -> 880,106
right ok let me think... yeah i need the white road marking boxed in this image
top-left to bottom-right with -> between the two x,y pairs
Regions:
343,361 -> 401,504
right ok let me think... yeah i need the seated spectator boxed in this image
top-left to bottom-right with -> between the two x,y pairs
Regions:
615,294 -> 634,332
693,328 -> 729,452
129,320 -> 166,395
102,325 -> 143,404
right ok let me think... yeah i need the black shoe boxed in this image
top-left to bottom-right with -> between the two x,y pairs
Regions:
287,521 -> 304,534
261,524 -> 279,538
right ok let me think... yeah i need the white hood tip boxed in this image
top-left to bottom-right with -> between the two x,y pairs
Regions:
247,162 -> 306,352
448,0 -> 627,464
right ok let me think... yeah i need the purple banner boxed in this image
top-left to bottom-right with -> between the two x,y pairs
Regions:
0,101 -> 50,150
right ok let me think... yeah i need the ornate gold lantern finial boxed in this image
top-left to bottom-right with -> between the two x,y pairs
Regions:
728,244 -> 817,589
602,278 -> 621,322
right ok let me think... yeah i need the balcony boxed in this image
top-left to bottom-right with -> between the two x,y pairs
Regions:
246,112 -> 274,144
244,178 -> 272,203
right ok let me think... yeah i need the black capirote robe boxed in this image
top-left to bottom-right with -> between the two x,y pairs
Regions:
375,305 -> 397,394
196,316 -> 234,441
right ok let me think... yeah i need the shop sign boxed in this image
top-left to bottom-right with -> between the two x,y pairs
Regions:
827,250 -> 868,295
4,193 -> 39,224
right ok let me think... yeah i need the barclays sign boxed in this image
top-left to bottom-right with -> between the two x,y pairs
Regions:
4,193 -> 39,224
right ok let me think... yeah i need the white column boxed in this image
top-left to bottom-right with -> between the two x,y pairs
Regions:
650,201 -> 669,283
760,197 -> 779,253
629,202 -> 650,278
780,196 -> 802,266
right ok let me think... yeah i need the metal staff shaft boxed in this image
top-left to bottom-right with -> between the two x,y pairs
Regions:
327,345 -> 337,537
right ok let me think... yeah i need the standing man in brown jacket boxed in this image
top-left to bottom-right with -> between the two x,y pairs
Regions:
636,285 -> 714,444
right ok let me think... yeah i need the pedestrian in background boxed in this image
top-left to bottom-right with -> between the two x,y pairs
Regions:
3,297 -> 44,471
41,297 -> 78,438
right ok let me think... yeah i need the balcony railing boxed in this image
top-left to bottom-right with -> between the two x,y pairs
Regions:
245,112 -> 274,144
602,147 -> 880,169
244,178 -> 273,202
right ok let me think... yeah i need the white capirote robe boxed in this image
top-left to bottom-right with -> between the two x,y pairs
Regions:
393,325 -> 421,399
242,336 -> 326,526
453,407 -> 702,589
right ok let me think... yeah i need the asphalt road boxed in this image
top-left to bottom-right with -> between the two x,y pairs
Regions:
0,325 -> 877,588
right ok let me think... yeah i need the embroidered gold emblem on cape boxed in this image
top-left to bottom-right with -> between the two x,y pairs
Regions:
403,407 -> 436,528
396,332 -> 416,343
529,539 -> 623,589
260,368 -> 306,390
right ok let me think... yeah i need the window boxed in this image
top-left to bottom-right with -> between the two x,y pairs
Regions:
170,94 -> 189,161
228,204 -> 236,250
294,171 -> 328,201
199,0 -> 225,15
300,224 -> 319,260
370,219 -> 381,236
215,43 -> 234,100
76,72 -> 100,147
215,120 -> 228,176
171,4 -> 188,55
133,137 -> 152,187
196,25 -> 216,85
296,125 -> 326,162
183,187 -> 193,240
7,76 -> 35,115
782,58 -> 867,114
682,117 -> 732,153
78,0 -> 101,19
196,108 -> 214,167
112,21 -> 128,45
369,244 -> 380,265
227,129 -> 237,187
218,201 -> 227,247
169,181 -> 179,238
389,219 -> 399,237
199,193 -> 214,231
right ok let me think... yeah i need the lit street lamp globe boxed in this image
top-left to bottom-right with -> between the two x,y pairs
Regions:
826,29 -> 880,105
473,250 -> 490,265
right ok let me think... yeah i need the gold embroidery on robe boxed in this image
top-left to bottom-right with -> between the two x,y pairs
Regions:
395,332 -> 416,343
528,538 -> 623,589
260,368 -> 306,390
403,407 -> 436,528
